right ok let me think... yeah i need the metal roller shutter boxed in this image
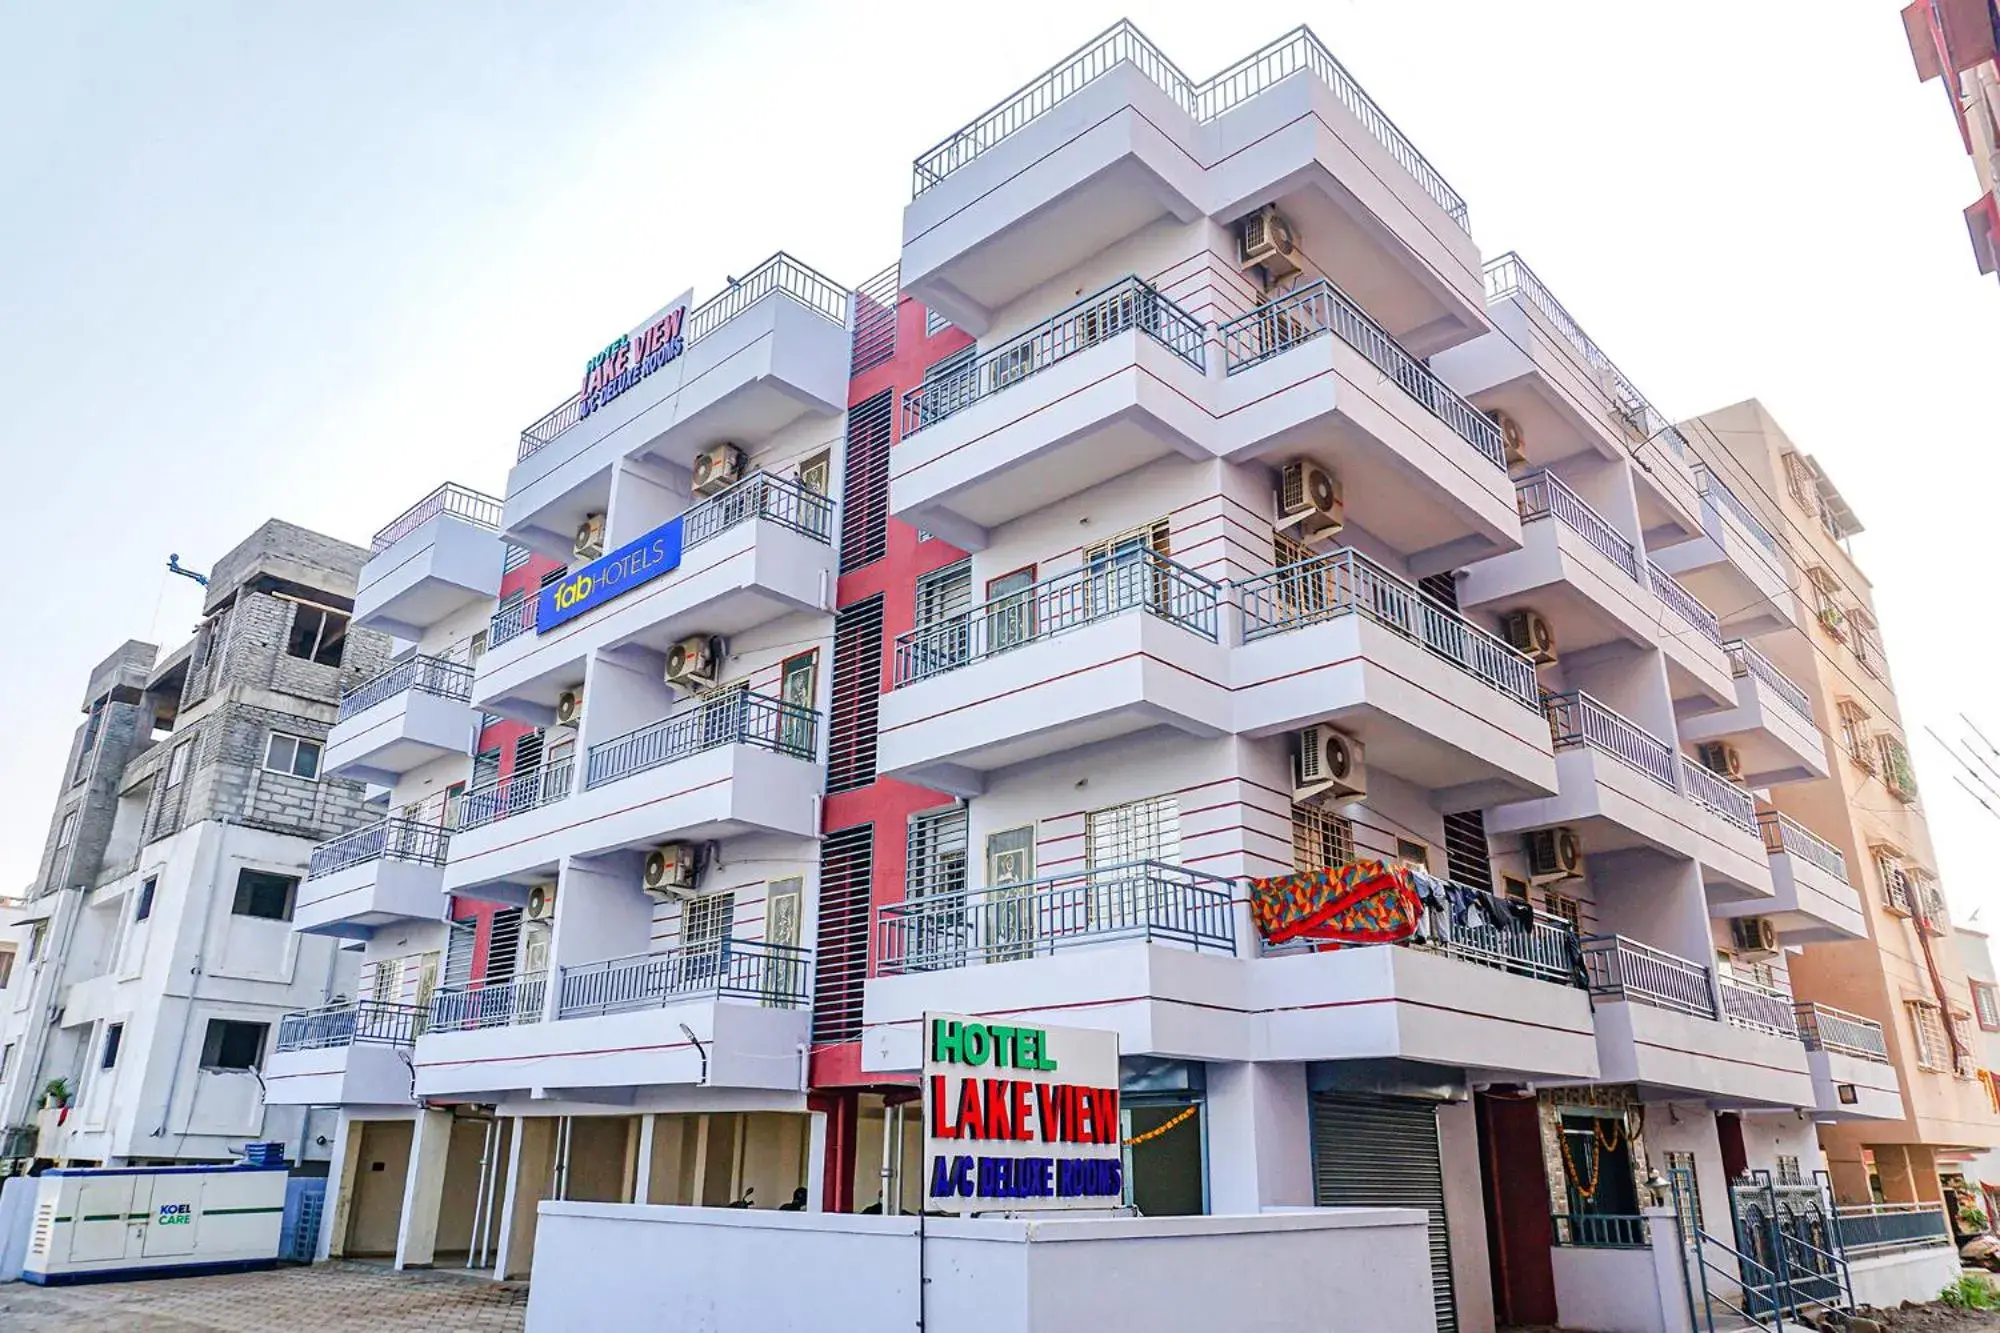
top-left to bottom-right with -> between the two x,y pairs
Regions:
1311,1093 -> 1457,1333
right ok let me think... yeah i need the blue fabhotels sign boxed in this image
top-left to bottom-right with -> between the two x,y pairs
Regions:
537,515 -> 685,634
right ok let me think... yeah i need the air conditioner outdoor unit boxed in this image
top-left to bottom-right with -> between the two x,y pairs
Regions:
643,843 -> 698,898
1730,915 -> 1779,960
1490,410 -> 1529,469
1502,609 -> 1558,665
1293,724 -> 1365,803
574,513 -> 606,561
556,686 -> 585,729
1698,741 -> 1746,783
525,882 -> 558,923
1525,827 -> 1583,883
1276,459 -> 1344,542
1237,205 -> 1301,283
692,443 -> 746,497
665,635 -> 719,691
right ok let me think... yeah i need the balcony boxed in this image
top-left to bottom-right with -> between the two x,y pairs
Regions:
902,23 -> 1483,352
1216,281 -> 1523,568
474,472 -> 834,724
888,277 -> 1208,550
440,758 -> 575,901
264,1001 -> 426,1106
1649,465 -> 1795,637
294,818 -> 450,938
413,943 -> 810,1099
1677,641 -> 1829,785
876,552 -> 1229,795
1678,754 -> 1774,897
1795,1002 -> 1903,1119
352,484 -> 505,638
323,654 -> 477,785
1488,692 -> 1699,862
1234,548 -> 1557,802
503,254 -> 849,557
1648,562 -> 1737,709
1583,936 -> 1812,1107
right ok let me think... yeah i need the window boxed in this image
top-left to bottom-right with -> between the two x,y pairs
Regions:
1776,1155 -> 1803,1186
1395,839 -> 1430,870
134,876 -> 156,923
26,923 -> 45,963
537,566 -> 569,591
1909,1001 -> 1947,1072
683,892 -> 735,952
73,702 -> 104,784
1665,1150 -> 1703,1230
1877,850 -> 1913,914
1086,795 -> 1180,867
512,730 -> 544,775
198,1019 -> 269,1072
1838,702 -> 1874,773
985,567 -> 1038,654
1975,982 -> 2000,1033
1876,734 -> 1917,801
1951,1015 -> 1977,1075
231,869 -> 298,922
166,741 -> 192,788
1848,609 -> 1886,679
55,810 -> 76,850
285,602 -> 349,667
906,807 -> 969,900
486,908 -> 523,983
263,733 -> 322,780
1082,520 -> 1171,619
1501,876 -> 1532,904
911,560 -> 973,675
369,959 -> 401,1006
1544,891 -> 1581,930
0,948 -> 14,989
471,747 -> 501,791
0,1044 -> 10,1082
1292,804 -> 1354,873
100,1022 -> 123,1070
1808,568 -> 1845,641
467,630 -> 487,668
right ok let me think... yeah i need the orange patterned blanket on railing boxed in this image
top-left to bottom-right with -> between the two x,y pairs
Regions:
1249,859 -> 1422,945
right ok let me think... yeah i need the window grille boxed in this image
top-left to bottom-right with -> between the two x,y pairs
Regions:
1292,804 -> 1354,873
1085,796 -> 1180,867
826,596 -> 884,794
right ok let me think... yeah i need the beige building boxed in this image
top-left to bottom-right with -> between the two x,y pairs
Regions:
1693,398 -> 2000,1204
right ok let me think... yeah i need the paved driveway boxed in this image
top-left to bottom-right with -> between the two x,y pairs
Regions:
0,1261 -> 528,1332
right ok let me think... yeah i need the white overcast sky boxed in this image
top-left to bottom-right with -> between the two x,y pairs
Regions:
2,1 -> 1995,922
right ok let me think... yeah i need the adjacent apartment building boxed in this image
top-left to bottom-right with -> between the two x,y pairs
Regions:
0,520 -> 387,1169
252,18 -> 1992,1330
1901,0 -> 2000,282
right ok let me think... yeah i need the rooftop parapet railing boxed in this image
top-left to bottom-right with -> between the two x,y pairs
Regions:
370,484 -> 503,554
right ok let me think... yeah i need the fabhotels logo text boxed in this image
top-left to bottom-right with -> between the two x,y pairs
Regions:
579,304 -> 686,419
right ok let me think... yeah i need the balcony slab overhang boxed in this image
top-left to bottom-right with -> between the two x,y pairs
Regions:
1487,748 -> 1700,864
413,998 -> 808,1101
1713,852 -> 1866,944
559,744 -> 822,862
295,857 -> 445,939
1677,674 -> 1830,787
265,1042 -> 415,1107
354,510 -> 504,639
1461,519 -> 1655,654
1648,501 -> 1795,639
1589,999 -> 1813,1109
1807,1048 -> 1903,1121
324,687 -> 476,786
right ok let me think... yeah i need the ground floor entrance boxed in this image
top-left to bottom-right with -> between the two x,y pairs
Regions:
1311,1092 -> 1457,1333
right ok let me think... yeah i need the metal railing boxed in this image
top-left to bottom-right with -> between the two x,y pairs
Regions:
1236,548 -> 1539,709
910,21 -> 1469,228
892,551 -> 1219,686
1833,1202 -> 1952,1256
1725,640 -> 1813,722
1219,280 -> 1506,470
336,653 -> 475,721
489,596 -> 537,647
1759,812 -> 1849,884
684,471 -> 834,549
1650,562 -> 1723,646
1794,1002 -> 1888,1061
1693,464 -> 1782,557
556,940 -> 811,1018
1552,1213 -> 1651,1248
1719,974 -> 1799,1038
1517,471 -> 1640,580
518,253 -> 849,461
371,483 -> 503,553
1680,756 -> 1757,833
1583,935 -> 1716,1018
275,1000 -> 426,1052
584,692 -> 819,789
1411,900 -> 1582,987
427,972 -> 549,1032
1483,253 -> 1620,382
876,861 -> 1235,975
305,818 -> 450,881
900,276 -> 1203,436
456,758 -> 574,832
1545,691 -> 1678,791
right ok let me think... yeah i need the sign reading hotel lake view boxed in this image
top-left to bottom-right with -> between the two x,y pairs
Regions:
923,1013 -> 1123,1211
538,516 -> 685,634
579,300 -> 687,419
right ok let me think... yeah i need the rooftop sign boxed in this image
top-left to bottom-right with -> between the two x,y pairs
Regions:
579,297 -> 688,421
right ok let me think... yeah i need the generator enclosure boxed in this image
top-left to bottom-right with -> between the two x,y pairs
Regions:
21,1162 -> 289,1285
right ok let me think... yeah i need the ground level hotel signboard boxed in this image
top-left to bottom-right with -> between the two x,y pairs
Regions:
923,1012 -> 1123,1212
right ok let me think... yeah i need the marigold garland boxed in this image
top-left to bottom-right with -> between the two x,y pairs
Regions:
1595,1117 -> 1623,1152
1122,1105 -> 1199,1148
1561,1128 -> 1602,1202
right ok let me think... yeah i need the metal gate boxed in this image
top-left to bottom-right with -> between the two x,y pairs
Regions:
1311,1094 -> 1457,1333
1727,1170 -> 1850,1318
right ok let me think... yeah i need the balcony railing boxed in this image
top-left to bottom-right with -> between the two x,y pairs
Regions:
1725,640 -> 1813,722
518,253 -> 850,462
892,550 -> 1219,687
275,1000 -> 427,1053
370,483 -> 503,554
1517,471 -> 1640,581
584,691 -> 819,789
456,758 -> 574,832
684,471 -> 834,549
1237,547 -> 1539,709
875,861 -> 1235,975
1794,1002 -> 1888,1062
1718,974 -> 1799,1038
1483,254 -> 1620,382
1680,756 -> 1757,833
1693,464 -> 1782,557
899,276 -> 1203,436
1759,811 -> 1849,884
555,939 -> 811,1018
426,972 -> 549,1032
910,20 -> 1469,228
1552,1213 -> 1651,1249
1219,280 -> 1506,471
1583,935 -> 1715,1018
1545,691 -> 1678,791
336,653 -> 475,721
1834,1203 -> 1953,1256
1649,562 -> 1723,646
489,596 -> 537,647
305,818 -> 450,881
1411,899 -> 1583,987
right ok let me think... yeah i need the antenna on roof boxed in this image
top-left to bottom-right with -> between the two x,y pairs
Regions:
166,554 -> 209,587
